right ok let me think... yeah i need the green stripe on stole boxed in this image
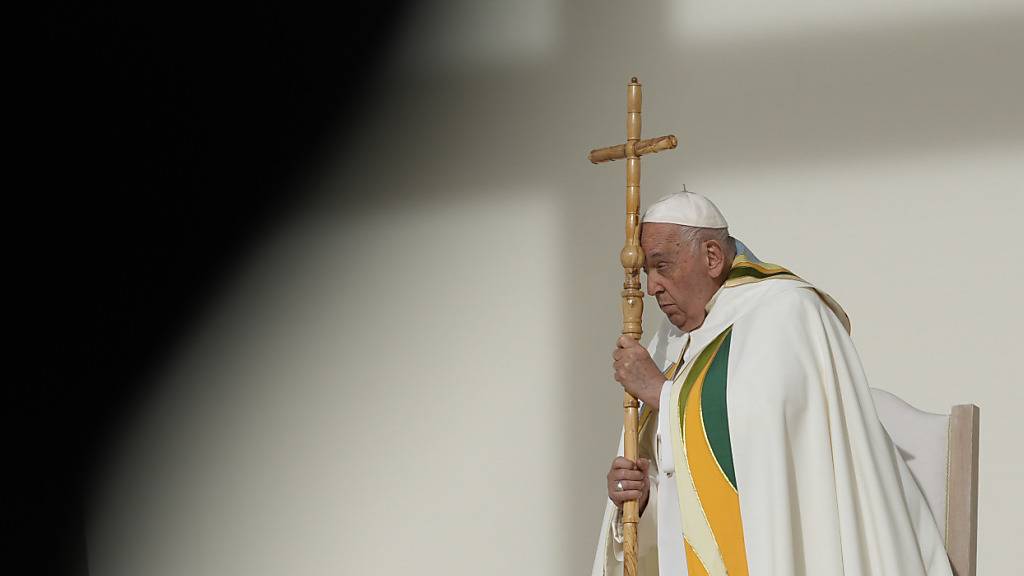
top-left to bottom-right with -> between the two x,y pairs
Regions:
726,262 -> 795,283
701,330 -> 737,490
676,325 -> 749,576
676,329 -> 730,432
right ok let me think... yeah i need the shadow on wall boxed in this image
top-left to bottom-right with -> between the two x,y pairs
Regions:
658,8 -> 1024,172
86,2 -> 1023,575
356,4 -> 1024,212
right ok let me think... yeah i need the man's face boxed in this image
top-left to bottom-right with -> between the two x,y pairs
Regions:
640,222 -> 722,332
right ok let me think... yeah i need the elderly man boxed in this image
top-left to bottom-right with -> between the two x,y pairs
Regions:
591,192 -> 951,576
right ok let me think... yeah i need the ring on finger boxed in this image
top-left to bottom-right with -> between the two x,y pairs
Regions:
615,480 -> 624,492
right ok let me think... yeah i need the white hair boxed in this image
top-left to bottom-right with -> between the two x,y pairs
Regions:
678,225 -> 736,260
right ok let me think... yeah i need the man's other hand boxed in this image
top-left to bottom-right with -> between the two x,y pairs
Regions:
612,336 -> 664,409
607,457 -> 651,512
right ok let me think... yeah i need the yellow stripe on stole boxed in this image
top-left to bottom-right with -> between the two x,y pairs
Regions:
673,349 -> 727,575
731,256 -> 788,275
683,348 -> 749,576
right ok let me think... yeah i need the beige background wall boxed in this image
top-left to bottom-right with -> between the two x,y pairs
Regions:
89,1 -> 1022,574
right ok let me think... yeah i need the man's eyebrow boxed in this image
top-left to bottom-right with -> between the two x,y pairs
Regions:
646,250 -> 665,260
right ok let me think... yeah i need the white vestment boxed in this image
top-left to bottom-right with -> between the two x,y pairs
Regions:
591,265 -> 952,575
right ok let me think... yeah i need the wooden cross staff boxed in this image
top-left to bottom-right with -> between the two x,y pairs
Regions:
588,77 -> 677,576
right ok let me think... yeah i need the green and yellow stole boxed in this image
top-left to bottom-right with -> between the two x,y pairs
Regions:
672,256 -> 802,576
674,326 -> 745,576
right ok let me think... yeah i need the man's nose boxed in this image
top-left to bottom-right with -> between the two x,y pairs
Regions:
646,278 -> 662,297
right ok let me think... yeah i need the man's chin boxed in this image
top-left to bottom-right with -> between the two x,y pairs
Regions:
666,312 -> 687,330
665,312 -> 704,333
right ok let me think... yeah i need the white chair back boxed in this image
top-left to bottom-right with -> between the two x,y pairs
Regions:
870,388 -> 979,576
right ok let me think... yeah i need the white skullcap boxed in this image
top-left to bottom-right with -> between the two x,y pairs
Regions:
642,191 -> 728,229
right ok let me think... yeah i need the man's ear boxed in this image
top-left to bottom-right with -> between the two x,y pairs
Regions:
705,240 -> 726,278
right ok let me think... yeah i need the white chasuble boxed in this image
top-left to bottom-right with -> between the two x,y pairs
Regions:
592,257 -> 952,576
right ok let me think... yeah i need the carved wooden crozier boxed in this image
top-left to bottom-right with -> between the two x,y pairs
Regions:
589,77 -> 677,576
